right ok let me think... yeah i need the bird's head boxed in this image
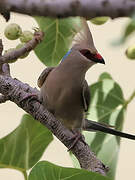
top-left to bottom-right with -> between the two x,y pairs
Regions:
72,18 -> 105,65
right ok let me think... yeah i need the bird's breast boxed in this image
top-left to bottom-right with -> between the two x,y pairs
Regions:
40,69 -> 85,129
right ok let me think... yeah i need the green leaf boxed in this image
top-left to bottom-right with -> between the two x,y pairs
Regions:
86,74 -> 125,179
34,17 -> 81,66
90,17 -> 110,25
28,161 -> 111,180
98,72 -> 113,81
70,73 -> 126,179
0,114 -> 53,172
96,107 -> 125,179
123,18 -> 135,40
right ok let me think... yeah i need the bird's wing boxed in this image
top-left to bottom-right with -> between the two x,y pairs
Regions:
82,80 -> 91,112
37,67 -> 55,88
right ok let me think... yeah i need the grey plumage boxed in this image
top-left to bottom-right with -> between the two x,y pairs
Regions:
38,49 -> 95,130
37,18 -> 135,141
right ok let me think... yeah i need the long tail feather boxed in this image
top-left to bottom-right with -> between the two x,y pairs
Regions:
84,119 -> 135,140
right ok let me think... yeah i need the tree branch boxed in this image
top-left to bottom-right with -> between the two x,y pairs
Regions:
0,18 -> 108,175
0,0 -> 135,19
0,73 -> 108,175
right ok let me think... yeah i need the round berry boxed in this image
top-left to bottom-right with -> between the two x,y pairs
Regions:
90,17 -> 109,25
20,30 -> 33,43
126,45 -> 135,59
4,23 -> 22,40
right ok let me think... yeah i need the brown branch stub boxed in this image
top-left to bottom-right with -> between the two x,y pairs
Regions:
1,11 -> 10,21
0,30 -> 44,65
34,30 -> 44,43
0,74 -> 108,175
0,39 -> 3,73
0,39 -> 3,56
1,63 -> 10,76
0,0 -> 135,19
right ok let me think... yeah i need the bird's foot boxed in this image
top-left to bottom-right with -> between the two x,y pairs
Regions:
68,130 -> 86,151
19,93 -> 41,106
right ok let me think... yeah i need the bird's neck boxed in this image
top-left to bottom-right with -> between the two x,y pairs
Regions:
59,50 -> 94,76
57,60 -> 94,85
59,61 -> 84,78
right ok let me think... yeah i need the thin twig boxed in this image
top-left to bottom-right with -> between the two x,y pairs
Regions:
124,90 -> 135,108
0,31 -> 44,65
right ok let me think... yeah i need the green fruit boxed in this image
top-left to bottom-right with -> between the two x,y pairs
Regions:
126,45 -> 135,59
20,30 -> 34,43
90,17 -> 109,25
4,48 -> 18,63
16,43 -> 29,59
4,23 -> 22,40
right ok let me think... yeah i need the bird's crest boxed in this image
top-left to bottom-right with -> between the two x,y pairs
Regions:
72,18 -> 97,54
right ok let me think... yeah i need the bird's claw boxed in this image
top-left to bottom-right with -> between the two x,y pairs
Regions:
19,93 -> 41,106
68,131 -> 86,151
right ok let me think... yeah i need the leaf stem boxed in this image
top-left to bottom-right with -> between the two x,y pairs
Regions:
124,90 -> 135,108
22,171 -> 28,180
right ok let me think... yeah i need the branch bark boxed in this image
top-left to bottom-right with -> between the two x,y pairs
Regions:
0,94 -> 9,103
0,74 -> 108,175
0,0 -> 135,19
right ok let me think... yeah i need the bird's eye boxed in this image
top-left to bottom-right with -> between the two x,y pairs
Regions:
79,49 -> 92,59
80,49 -> 89,56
